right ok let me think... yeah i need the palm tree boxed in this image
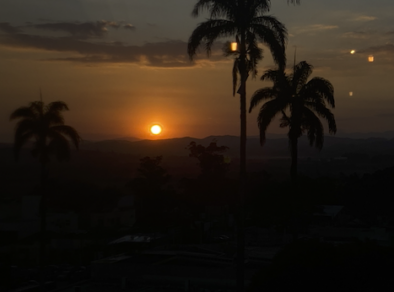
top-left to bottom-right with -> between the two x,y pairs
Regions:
249,61 -> 337,182
187,1 -> 287,290
10,100 -> 80,288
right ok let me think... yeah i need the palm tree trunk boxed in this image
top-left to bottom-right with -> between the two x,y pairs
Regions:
290,137 -> 299,241
236,28 -> 247,292
290,137 -> 298,183
39,162 -> 48,292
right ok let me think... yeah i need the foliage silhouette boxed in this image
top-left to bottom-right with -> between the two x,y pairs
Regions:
188,2 -> 287,289
249,239 -> 394,292
132,156 -> 171,192
10,100 -> 80,288
249,61 -> 337,182
187,141 -> 230,179
128,156 -> 173,230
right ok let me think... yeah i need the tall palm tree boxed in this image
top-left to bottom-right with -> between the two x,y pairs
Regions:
10,100 -> 80,288
187,1 -> 287,291
249,61 -> 337,182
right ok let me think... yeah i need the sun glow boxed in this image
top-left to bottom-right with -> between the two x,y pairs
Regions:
150,124 -> 162,135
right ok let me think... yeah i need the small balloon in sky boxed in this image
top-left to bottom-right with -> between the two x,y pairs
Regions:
368,55 -> 374,62
349,92 -> 353,97
350,50 -> 356,54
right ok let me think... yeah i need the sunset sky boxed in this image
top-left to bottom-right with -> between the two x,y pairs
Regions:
1,0 -> 394,142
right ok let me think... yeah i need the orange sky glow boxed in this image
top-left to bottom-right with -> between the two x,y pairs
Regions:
1,0 -> 394,141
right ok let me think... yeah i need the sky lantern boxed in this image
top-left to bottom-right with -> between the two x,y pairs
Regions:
350,50 -> 356,54
349,92 -> 353,97
368,55 -> 374,62
231,42 -> 238,51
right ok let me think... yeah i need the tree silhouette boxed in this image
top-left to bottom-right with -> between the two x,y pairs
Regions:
128,156 -> 171,229
10,100 -> 80,288
188,2 -> 287,289
250,61 -> 336,182
187,141 -> 229,179
134,156 -> 170,193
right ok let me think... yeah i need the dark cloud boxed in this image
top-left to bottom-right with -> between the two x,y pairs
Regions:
48,40 -> 194,67
0,22 -> 21,34
359,44 -> 394,54
0,22 -> 226,67
342,31 -> 369,39
123,24 -> 135,31
32,21 -> 128,38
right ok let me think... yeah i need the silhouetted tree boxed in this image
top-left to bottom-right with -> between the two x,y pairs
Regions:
249,61 -> 337,182
188,2 -> 287,289
134,156 -> 170,193
128,156 -> 172,229
10,101 -> 80,289
187,141 -> 230,179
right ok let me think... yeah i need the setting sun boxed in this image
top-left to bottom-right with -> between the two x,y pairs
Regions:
150,124 -> 162,135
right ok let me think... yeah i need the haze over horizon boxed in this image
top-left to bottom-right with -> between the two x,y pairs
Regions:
1,0 -> 394,142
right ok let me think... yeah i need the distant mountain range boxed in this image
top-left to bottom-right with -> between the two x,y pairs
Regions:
335,130 -> 394,140
79,134 -> 394,159
2,131 -> 394,160
81,130 -> 394,142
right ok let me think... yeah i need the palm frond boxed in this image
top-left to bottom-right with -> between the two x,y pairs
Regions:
14,119 -> 36,139
49,125 -> 81,149
252,16 -> 287,48
29,101 -> 44,117
279,113 -> 290,128
187,19 -> 236,60
245,34 -> 263,78
304,77 -> 335,107
302,107 -> 324,149
261,69 -> 281,82
252,23 -> 286,69
257,99 -> 287,145
10,107 -> 36,121
192,0 -> 236,18
249,87 -> 277,112
47,133 -> 71,162
305,101 -> 337,134
44,112 -> 65,126
291,61 -> 313,92
249,0 -> 271,16
210,0 -> 237,19
46,101 -> 69,113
